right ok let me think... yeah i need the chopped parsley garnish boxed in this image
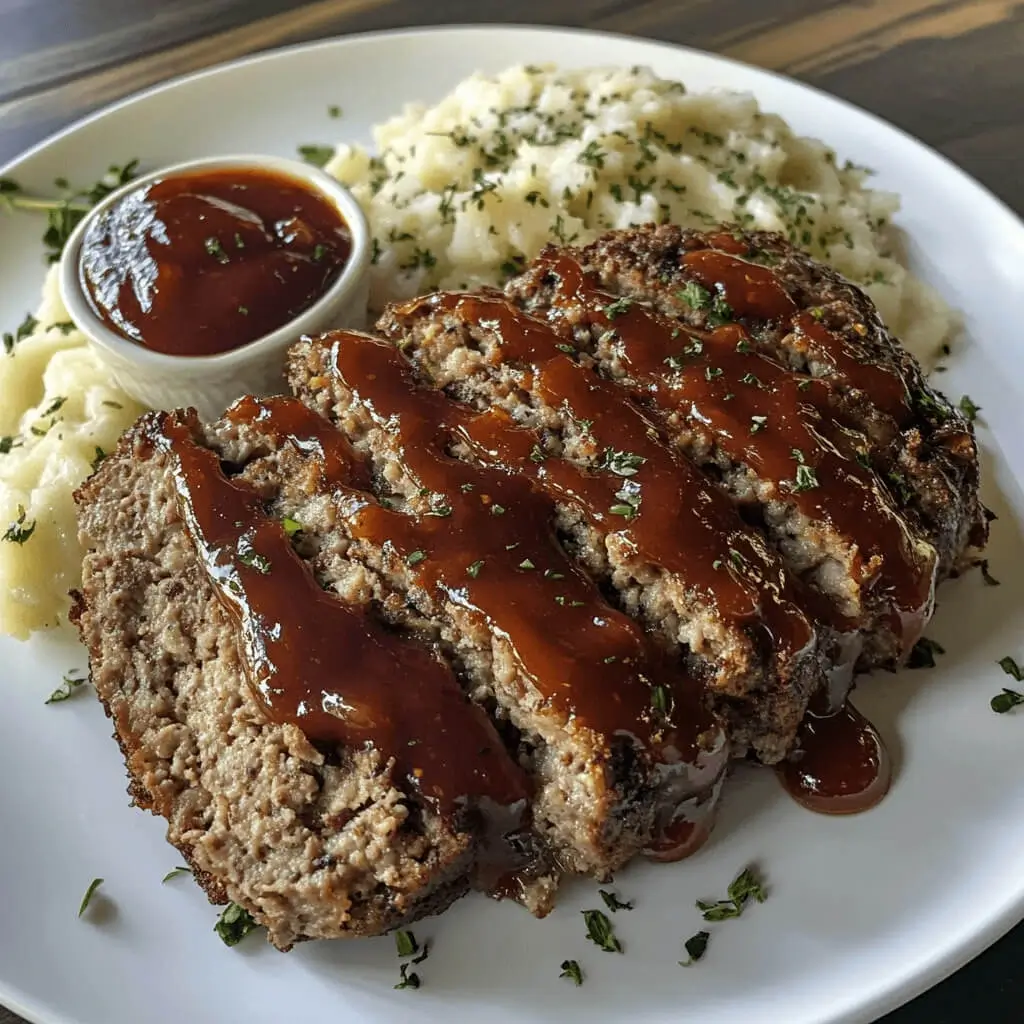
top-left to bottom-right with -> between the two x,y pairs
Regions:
958,394 -> 980,422
979,559 -> 1000,586
650,683 -> 672,716
42,395 -> 67,417
792,463 -> 819,492
237,546 -> 271,574
736,338 -> 752,353
998,655 -> 1024,681
214,902 -> 259,946
3,504 -> 36,545
91,446 -> 106,471
3,311 -> 37,355
518,558 -> 536,570
0,435 -> 21,454
599,448 -> 646,477
1,160 -> 139,263
555,342 -> 576,355
427,503 -> 453,517
559,959 -> 584,986
529,444 -> 547,463
707,292 -> 733,327
599,889 -> 634,913
740,372 -> 760,386
908,636 -> 945,669
750,415 -> 768,434
405,550 -> 427,566
705,366 -> 723,381
328,105 -> 342,118
395,929 -> 418,957
312,243 -> 327,262
609,479 -> 642,518
543,569 -> 565,580
394,964 -> 421,990
603,297 -> 634,319
581,908 -> 623,952
298,144 -> 334,168
679,930 -> 710,966
78,878 -> 104,918
45,671 -> 86,704
204,236 -> 229,263
281,517 -> 303,537
991,689 -> 1024,714
162,866 -> 192,883
677,280 -> 711,311
696,866 -> 767,921
466,560 -> 485,578
491,504 -> 506,515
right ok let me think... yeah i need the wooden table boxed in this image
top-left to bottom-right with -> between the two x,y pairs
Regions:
1,2 -> 1021,1021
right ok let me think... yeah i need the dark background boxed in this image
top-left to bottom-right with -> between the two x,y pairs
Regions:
1,1 -> 1022,1021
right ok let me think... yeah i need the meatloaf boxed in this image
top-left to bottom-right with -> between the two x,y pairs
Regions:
73,223 -> 985,949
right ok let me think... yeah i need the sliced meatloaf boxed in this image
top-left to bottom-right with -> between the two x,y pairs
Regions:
505,225 -> 987,670
286,338 -> 728,873
72,409 -> 540,950
373,290 -> 829,763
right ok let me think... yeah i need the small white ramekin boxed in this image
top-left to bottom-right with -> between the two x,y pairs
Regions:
59,154 -> 370,420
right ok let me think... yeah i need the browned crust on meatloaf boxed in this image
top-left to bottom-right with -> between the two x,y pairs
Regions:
72,415 -> 487,950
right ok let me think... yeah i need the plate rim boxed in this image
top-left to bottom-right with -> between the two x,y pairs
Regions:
1,23 -> 1023,1024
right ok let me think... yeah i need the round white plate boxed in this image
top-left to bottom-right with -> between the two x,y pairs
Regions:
2,25 -> 1024,1024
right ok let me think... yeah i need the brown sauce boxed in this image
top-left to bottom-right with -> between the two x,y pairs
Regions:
534,251 -> 935,647
645,816 -> 713,862
316,330 -> 719,761
778,702 -> 892,814
144,409 -> 530,825
408,291 -> 817,671
80,167 -> 351,356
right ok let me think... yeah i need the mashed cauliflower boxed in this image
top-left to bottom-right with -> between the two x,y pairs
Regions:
328,64 -> 951,361
0,268 -> 141,638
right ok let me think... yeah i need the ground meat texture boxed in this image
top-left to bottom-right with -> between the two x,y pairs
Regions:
72,415 -> 535,950
505,225 -> 986,670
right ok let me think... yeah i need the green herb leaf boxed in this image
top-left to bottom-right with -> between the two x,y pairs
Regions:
3,312 -> 37,355
599,448 -> 646,477
162,866 -> 192,883
3,504 -> 36,545
491,504 -> 506,515
677,281 -> 711,311
791,463 -> 819,492
328,105 -> 343,119
603,297 -> 634,319
281,517 -> 303,538
406,550 -> 427,566
395,929 -> 418,957
91,446 -> 106,472
908,637 -> 945,669
0,435 -> 22,455
78,878 -> 104,918
696,866 -> 766,922
204,236 -> 229,263
609,479 -> 642,519
679,929 -> 710,966
750,415 -> 768,434
581,908 -> 623,953
559,959 -> 584,985
518,558 -> 536,570
394,963 -> 420,990
599,889 -> 634,913
958,394 -> 981,422
529,444 -> 547,463
45,671 -> 86,704
999,655 -> 1024,681
298,144 -> 334,168
991,689 -> 1024,714
214,902 -> 259,947
237,545 -> 271,574
466,559 -> 485,578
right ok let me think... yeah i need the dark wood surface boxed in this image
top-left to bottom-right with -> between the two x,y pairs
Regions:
1,2 -> 1022,1022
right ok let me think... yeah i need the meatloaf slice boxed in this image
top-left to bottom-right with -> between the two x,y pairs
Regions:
375,290 -> 829,763
72,409 -> 537,950
506,225 -> 987,669
288,332 -> 729,873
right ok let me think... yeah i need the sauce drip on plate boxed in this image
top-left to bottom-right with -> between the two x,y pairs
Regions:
80,167 -> 351,356
778,702 -> 892,815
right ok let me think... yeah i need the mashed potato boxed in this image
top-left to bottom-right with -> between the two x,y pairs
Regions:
328,64 -> 952,361
0,268 -> 141,638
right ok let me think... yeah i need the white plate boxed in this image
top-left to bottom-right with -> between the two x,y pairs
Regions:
2,25 -> 1024,1024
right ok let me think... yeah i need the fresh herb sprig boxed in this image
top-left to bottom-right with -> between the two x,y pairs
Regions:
214,902 -> 259,946
696,866 -> 766,922
0,161 -> 139,264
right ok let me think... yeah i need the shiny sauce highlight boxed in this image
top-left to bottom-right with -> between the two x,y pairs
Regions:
80,167 -> 351,356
